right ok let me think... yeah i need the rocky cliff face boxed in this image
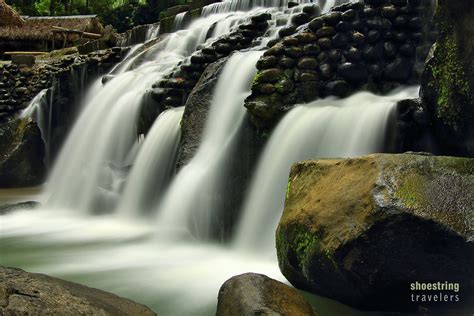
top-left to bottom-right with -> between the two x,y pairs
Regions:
245,0 -> 436,129
276,153 -> 474,312
421,0 -> 474,157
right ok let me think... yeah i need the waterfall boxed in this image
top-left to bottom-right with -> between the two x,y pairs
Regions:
20,90 -> 50,162
43,9 -> 269,213
172,12 -> 187,31
145,24 -> 161,41
234,87 -> 420,252
118,107 -> 184,216
156,50 -> 263,240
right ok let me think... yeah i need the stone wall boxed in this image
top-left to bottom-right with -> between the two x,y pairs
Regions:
245,0 -> 436,129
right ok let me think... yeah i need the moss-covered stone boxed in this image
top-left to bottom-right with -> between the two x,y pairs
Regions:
276,153 -> 474,312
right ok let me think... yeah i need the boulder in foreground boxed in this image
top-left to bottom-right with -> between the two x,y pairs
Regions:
277,153 -> 474,311
0,266 -> 156,315
216,272 -> 318,316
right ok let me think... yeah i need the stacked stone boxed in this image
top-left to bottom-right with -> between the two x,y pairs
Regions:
0,48 -> 126,122
245,0 -> 436,129
149,12 -> 272,110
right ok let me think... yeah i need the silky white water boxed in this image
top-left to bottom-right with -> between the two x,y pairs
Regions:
118,107 -> 184,216
156,51 -> 262,240
234,87 -> 420,252
1,0 -> 417,315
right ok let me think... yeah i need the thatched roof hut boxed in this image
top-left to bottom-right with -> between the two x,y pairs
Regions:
0,15 -> 104,41
0,0 -> 25,27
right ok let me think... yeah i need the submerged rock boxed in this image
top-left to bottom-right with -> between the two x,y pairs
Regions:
0,267 -> 156,315
0,118 -> 45,187
0,201 -> 39,215
216,273 -> 318,316
277,153 -> 474,312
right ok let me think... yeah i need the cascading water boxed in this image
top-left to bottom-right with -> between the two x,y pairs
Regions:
118,107 -> 184,216
20,89 -> 51,164
44,9 -> 270,213
172,12 -> 187,31
234,87 -> 420,252
0,0 -> 421,315
156,51 -> 263,240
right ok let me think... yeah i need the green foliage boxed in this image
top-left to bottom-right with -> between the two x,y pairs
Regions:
7,0 -> 184,32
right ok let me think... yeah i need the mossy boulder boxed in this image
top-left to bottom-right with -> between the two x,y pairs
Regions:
276,153 -> 474,312
216,273 -> 318,316
421,0 -> 474,156
0,118 -> 45,187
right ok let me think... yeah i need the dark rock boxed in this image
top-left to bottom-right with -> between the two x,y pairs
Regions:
283,37 -> 299,46
291,12 -> 311,26
393,15 -> 408,27
288,1 -> 299,8
277,153 -> 474,311
368,64 -> 384,78
380,5 -> 398,18
328,49 -> 343,62
363,43 -> 384,61
331,33 -> 349,48
279,57 -> 296,68
0,201 -> 39,215
303,43 -> 321,56
394,31 -> 408,42
338,62 -> 369,82
350,31 -> 366,47
367,30 -> 381,43
364,0 -> 388,6
323,12 -> 342,26
341,9 -> 357,21
255,83 -> 275,94
297,57 -> 318,70
344,47 -> 363,61
0,118 -> 45,188
408,17 -> 423,30
316,37 -> 332,50
284,46 -> 304,58
216,273 -> 317,316
275,77 -> 295,94
264,43 -> 284,56
324,80 -> 351,96
214,43 -> 233,54
319,63 -> 333,79
177,58 -> 228,168
383,41 -> 397,57
296,32 -> 317,44
315,27 -> 336,38
251,13 -> 272,23
363,7 -> 376,17
384,57 -> 411,80
256,55 -> 278,70
0,267 -> 156,315
399,43 -> 415,57
308,17 -> 324,32
301,81 -> 320,101
335,21 -> 352,32
279,25 -> 297,37
256,68 -> 283,84
302,4 -> 321,17
300,72 -> 319,82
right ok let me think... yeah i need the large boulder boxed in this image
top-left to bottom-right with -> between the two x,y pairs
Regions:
176,58 -> 228,169
276,153 -> 474,312
216,273 -> 318,316
0,266 -> 156,315
0,118 -> 45,187
421,0 -> 474,156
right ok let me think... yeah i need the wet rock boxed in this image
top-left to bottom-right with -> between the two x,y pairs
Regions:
291,12 -> 311,26
341,9 -> 357,21
297,57 -> 318,70
284,46 -> 304,58
323,80 -> 350,96
399,43 -> 415,57
0,118 -> 45,187
216,273 -> 317,316
0,201 -> 39,215
344,47 -> 363,61
331,33 -> 349,48
256,55 -> 278,70
338,62 -> 369,82
256,68 -> 283,83
308,17 -> 324,32
323,12 -> 342,26
177,58 -> 228,168
277,153 -> 474,311
316,37 -> 332,50
279,57 -> 296,68
279,25 -> 297,37
255,83 -> 276,94
384,57 -> 411,80
319,63 -> 333,79
303,43 -> 321,56
0,267 -> 156,315
383,41 -> 397,58
302,4 -> 321,17
335,21 -> 351,32
300,72 -> 319,82
296,32 -> 317,44
315,26 -> 336,38
381,4 -> 398,18
275,77 -> 295,94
